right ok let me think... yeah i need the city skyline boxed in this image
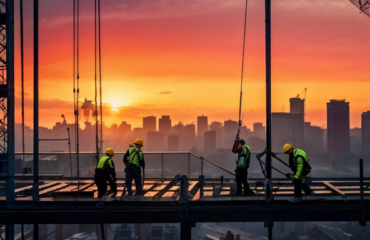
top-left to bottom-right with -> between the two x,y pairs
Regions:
13,0 -> 370,129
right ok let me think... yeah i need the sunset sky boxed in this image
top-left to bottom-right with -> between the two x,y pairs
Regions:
14,0 -> 370,130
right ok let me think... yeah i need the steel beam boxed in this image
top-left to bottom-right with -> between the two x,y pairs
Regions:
265,0 -> 272,201
33,0 -> 39,202
0,201 -> 370,224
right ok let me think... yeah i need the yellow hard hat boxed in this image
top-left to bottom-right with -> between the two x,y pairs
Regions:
283,143 -> 292,153
104,148 -> 114,156
134,139 -> 143,146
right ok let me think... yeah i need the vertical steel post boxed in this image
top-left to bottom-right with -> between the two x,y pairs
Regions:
6,0 -> 15,205
180,222 -> 192,240
265,0 -> 272,200
33,0 -> 39,202
265,221 -> 273,240
199,175 -> 204,201
188,153 -> 190,178
67,128 -> 72,177
5,0 -> 15,237
201,156 -> 203,175
161,153 -> 164,178
33,224 -> 39,240
359,159 -> 366,226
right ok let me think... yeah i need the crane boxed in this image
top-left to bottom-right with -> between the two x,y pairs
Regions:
294,87 -> 307,100
349,0 -> 370,18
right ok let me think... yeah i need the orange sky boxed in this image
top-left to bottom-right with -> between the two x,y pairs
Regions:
14,0 -> 370,129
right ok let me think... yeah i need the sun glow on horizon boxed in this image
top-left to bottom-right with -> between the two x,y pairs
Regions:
105,97 -> 130,112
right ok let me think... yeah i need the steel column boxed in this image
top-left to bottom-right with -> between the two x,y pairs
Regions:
265,0 -> 272,200
5,0 -> 15,205
33,0 -> 39,201
33,224 -> 38,240
180,221 -> 192,240
360,159 -> 366,226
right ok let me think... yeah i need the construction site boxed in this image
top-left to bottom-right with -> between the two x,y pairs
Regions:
1,0 -> 370,239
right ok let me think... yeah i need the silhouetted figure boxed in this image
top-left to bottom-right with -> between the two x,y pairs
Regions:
94,148 -> 117,198
232,139 -> 251,196
283,143 -> 314,203
123,139 -> 145,195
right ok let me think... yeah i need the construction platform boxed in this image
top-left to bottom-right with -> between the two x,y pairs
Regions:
0,176 -> 369,224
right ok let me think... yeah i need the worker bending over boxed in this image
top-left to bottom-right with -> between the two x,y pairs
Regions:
123,139 -> 145,196
94,148 -> 117,198
232,139 -> 251,196
283,143 -> 314,203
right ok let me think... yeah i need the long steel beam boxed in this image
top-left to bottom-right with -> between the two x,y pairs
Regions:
0,201 -> 369,224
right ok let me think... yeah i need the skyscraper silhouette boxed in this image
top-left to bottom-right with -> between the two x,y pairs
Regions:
327,100 -> 350,166
362,111 -> 370,155
272,113 -> 304,152
197,115 -> 208,149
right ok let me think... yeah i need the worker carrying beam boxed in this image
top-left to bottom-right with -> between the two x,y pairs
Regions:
94,148 -> 117,198
283,143 -> 315,203
232,139 -> 251,196
123,139 -> 145,196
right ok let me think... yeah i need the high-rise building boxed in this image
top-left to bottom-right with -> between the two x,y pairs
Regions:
184,124 -> 196,151
159,116 -> 171,136
304,122 -> 324,155
168,135 -> 179,151
327,100 -> 350,165
253,122 -> 265,140
210,121 -> 223,148
197,115 -> 208,148
143,116 -> 156,140
290,97 -> 305,122
362,111 -> 370,155
204,131 -> 216,155
132,128 -> 143,141
172,122 -> 185,149
223,120 -> 238,147
146,131 -> 165,151
272,113 -> 304,152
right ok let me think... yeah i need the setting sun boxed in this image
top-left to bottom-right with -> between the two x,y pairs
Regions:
105,97 -> 129,112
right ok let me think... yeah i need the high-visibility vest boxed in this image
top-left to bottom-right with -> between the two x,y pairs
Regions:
236,145 -> 251,168
96,155 -> 114,171
290,148 -> 312,177
128,147 -> 143,167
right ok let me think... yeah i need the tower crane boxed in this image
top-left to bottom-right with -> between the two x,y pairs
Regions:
349,0 -> 370,18
295,88 -> 307,100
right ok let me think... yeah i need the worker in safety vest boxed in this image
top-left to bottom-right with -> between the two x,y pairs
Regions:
94,148 -> 117,198
283,143 -> 315,203
233,139 -> 251,196
123,139 -> 145,195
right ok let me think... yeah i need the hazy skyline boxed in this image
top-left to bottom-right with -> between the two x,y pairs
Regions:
14,0 -> 370,129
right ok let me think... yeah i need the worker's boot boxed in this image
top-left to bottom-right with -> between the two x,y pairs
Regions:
288,197 -> 302,203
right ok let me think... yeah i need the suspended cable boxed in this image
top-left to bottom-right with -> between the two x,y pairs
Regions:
233,0 -> 248,152
239,0 -> 248,122
20,0 -> 25,174
98,0 -> 103,151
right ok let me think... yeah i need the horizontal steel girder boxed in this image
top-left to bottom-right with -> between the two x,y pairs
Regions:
0,200 -> 369,224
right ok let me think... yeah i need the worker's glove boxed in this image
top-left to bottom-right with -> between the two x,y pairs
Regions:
285,173 -> 294,182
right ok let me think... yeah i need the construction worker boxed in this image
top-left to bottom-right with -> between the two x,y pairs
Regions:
94,148 -> 117,198
283,143 -> 314,203
233,139 -> 251,196
123,139 -> 145,196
